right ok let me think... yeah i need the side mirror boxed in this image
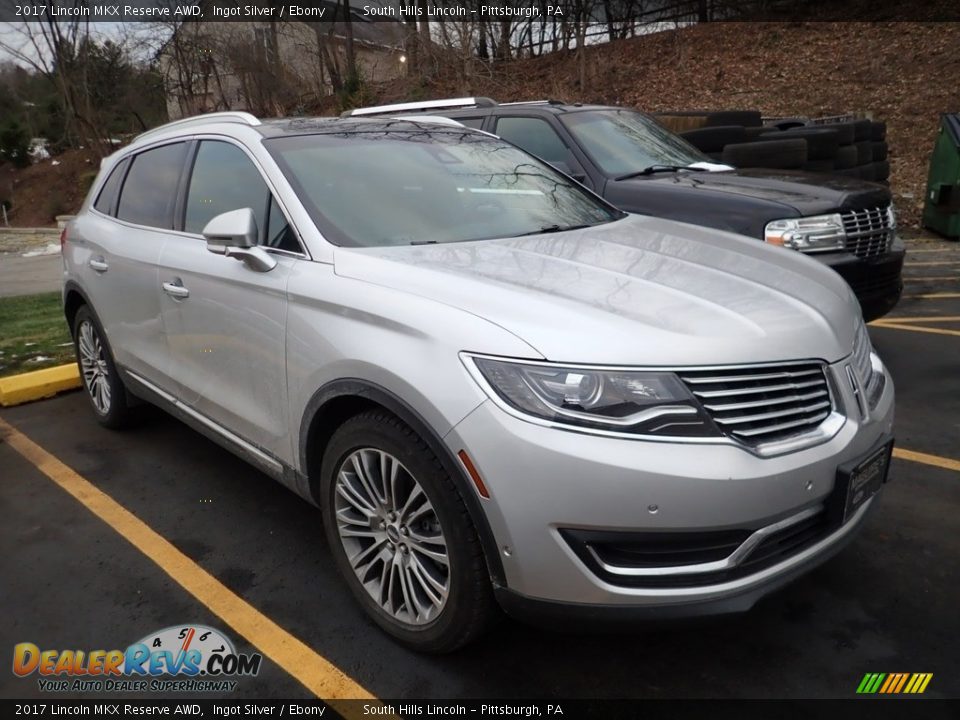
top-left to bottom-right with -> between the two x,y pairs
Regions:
202,208 -> 276,273
202,208 -> 258,249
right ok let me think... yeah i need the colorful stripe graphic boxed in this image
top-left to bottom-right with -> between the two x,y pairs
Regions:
857,672 -> 933,694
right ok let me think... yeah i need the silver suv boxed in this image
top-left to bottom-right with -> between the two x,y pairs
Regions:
63,111 -> 895,652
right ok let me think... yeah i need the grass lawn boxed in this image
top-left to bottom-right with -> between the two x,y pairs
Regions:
0,292 -> 75,377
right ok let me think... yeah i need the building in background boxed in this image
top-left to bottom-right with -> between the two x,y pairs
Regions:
159,8 -> 407,119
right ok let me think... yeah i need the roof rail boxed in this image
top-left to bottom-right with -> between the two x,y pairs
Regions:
343,97 -> 497,117
498,99 -> 566,106
390,115 -> 466,127
135,111 -> 261,142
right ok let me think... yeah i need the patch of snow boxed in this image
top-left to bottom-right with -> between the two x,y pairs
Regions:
27,355 -> 52,363
24,342 -> 36,347
22,242 -> 61,258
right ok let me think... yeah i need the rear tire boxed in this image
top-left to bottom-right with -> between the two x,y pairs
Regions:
320,410 -> 497,653
855,141 -> 874,165
802,159 -> 835,173
872,160 -> 891,182
817,122 -> 856,146
834,144 -> 858,170
852,119 -> 872,142
679,125 -> 747,153
771,128 -> 840,161
72,305 -> 135,430
721,139 -> 807,170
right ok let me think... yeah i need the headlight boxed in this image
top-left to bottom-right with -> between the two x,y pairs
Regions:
851,318 -> 873,389
764,214 -> 845,253
852,318 -> 885,410
465,355 -> 719,437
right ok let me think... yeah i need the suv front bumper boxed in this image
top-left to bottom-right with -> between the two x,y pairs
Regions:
445,358 -> 894,618
819,246 -> 904,322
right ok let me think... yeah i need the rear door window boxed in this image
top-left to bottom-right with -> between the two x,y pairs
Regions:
93,159 -> 128,216
184,140 -> 269,235
455,117 -> 485,129
494,116 -> 571,165
116,143 -> 188,228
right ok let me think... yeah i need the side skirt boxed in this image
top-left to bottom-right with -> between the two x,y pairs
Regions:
121,369 -> 311,502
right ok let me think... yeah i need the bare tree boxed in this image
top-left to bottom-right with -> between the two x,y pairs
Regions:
0,4 -> 110,154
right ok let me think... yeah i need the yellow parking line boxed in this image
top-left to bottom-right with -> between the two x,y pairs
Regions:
870,322 -> 960,338
870,316 -> 960,323
893,448 -> 960,473
906,248 -> 958,253
903,261 -> 960,267
0,418 -> 384,705
902,293 -> 960,300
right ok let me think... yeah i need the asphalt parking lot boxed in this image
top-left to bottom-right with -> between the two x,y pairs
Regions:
1,237 -> 958,703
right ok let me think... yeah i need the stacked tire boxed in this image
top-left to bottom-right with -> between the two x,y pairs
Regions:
678,117 -> 889,183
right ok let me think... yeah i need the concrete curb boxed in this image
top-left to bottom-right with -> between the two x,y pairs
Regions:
0,363 -> 81,407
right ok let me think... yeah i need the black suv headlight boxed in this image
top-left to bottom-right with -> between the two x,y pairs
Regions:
764,214 -> 846,253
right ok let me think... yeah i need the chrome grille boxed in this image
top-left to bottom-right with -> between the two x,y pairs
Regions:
841,206 -> 893,259
678,363 -> 832,445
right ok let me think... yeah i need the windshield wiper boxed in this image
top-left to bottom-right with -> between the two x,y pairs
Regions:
614,165 -> 706,181
512,224 -> 593,238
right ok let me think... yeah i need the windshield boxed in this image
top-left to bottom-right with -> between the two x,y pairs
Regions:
560,110 -> 709,177
265,130 -> 622,247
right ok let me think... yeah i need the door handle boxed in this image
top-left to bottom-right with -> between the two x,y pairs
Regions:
162,280 -> 190,299
88,257 -> 109,273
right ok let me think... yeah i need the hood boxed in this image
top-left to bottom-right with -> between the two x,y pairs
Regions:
621,168 -> 890,217
333,215 -> 860,367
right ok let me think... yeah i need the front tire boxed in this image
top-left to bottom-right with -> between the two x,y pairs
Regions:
72,305 -> 134,429
320,410 -> 497,652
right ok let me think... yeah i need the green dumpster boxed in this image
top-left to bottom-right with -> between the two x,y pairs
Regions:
923,113 -> 960,239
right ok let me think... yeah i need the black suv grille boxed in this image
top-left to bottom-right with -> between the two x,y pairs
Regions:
678,363 -> 832,446
841,206 -> 893,259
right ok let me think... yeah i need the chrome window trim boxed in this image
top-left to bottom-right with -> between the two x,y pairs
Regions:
461,352 -> 847,458
91,133 -> 315,261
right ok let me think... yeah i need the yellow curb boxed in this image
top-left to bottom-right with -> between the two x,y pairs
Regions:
0,363 -> 80,407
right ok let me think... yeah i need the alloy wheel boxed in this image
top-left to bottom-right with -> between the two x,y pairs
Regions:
77,319 -> 111,415
333,448 -> 450,626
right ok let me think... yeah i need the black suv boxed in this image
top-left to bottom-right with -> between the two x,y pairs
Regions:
346,98 -> 904,321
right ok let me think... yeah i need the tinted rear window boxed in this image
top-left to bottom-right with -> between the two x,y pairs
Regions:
455,117 -> 485,129
117,143 -> 188,229
93,159 -> 127,216
495,116 -> 570,165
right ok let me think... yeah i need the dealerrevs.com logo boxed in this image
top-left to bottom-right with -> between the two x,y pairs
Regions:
12,625 -> 262,693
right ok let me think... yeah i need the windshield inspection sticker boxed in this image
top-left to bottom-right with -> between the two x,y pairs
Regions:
12,625 -> 262,693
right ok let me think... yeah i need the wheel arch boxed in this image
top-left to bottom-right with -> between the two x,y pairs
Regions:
300,379 -> 506,587
63,281 -> 92,333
